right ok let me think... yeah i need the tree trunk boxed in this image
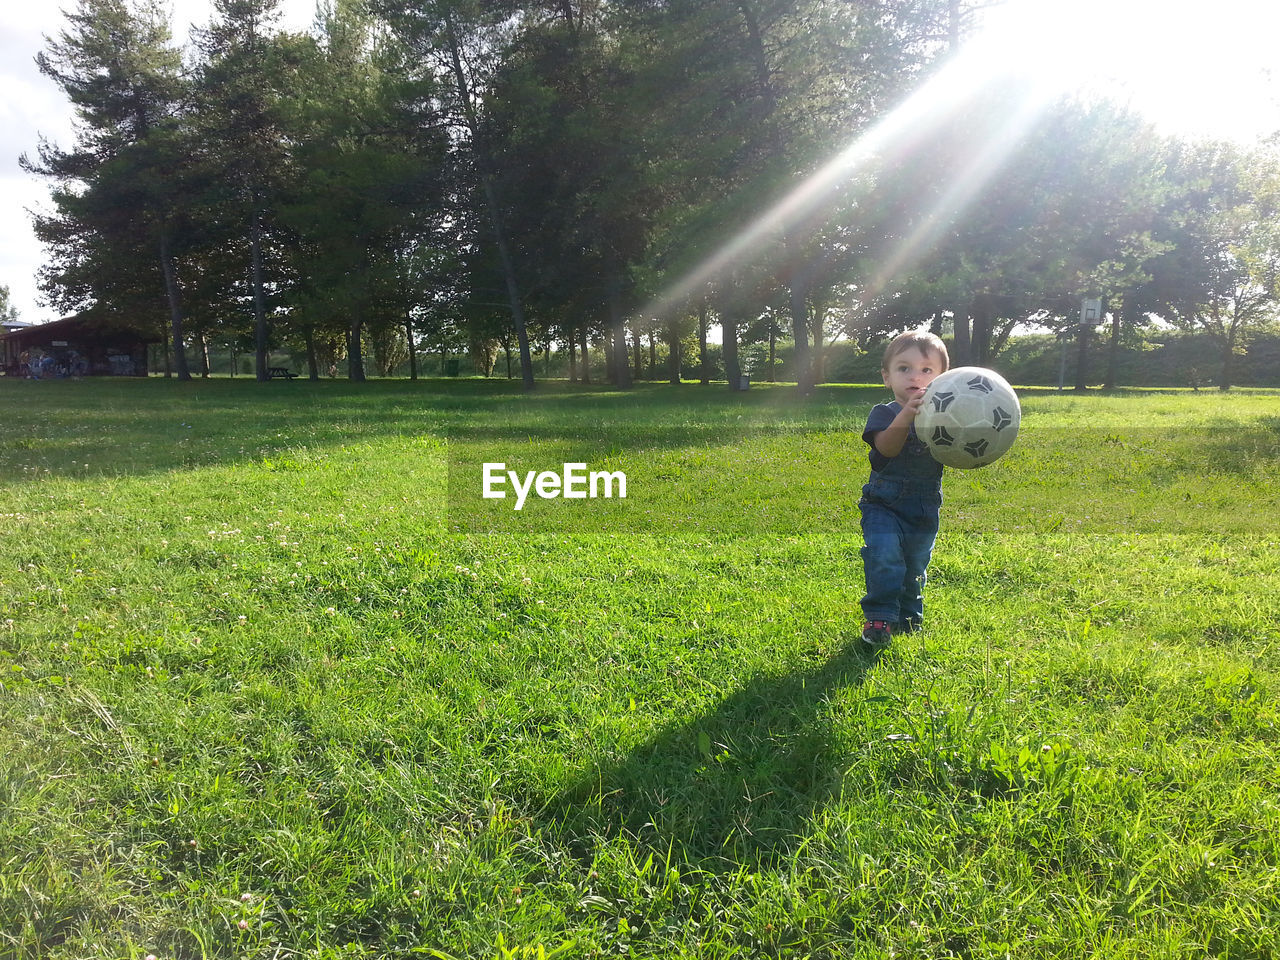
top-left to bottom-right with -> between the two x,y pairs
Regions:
348,317 -> 366,381
790,268 -> 812,392
699,301 -> 710,385
722,311 -> 741,390
1104,302 -> 1123,390
1219,325 -> 1236,391
483,178 -> 533,387
1074,319 -> 1092,392
990,317 -> 1018,359
669,326 -> 681,384
158,226 -> 191,381
579,328 -> 590,383
199,331 -> 210,378
633,328 -> 642,381
811,308 -> 825,385
971,293 -> 994,365
952,312 -> 972,366
251,214 -> 268,381
306,327 -> 319,380
608,278 -> 632,389
568,335 -> 577,382
768,319 -> 777,382
406,310 -> 418,380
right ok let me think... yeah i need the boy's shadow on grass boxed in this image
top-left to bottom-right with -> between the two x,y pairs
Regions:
538,644 -> 880,870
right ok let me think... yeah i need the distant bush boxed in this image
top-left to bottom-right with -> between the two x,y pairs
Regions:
821,330 -> 1280,388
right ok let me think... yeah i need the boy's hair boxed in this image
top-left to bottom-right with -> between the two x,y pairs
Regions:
882,330 -> 950,372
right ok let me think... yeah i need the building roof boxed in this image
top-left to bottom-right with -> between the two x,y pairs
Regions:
0,315 -> 162,345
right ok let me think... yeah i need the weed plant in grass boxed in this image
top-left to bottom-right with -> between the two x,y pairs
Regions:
1,378 -> 1278,958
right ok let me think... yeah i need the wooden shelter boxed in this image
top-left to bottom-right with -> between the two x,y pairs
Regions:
1,317 -> 160,378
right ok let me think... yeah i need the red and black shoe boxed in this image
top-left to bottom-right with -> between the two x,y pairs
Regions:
861,620 -> 892,648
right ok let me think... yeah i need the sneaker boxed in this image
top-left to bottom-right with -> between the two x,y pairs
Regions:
861,620 -> 892,647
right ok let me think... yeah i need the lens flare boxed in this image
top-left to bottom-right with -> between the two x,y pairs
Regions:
639,6 -> 1072,327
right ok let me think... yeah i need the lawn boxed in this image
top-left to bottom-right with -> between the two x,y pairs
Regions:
1,377 -> 1278,959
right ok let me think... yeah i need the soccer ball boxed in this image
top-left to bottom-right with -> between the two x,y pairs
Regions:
915,366 -> 1020,469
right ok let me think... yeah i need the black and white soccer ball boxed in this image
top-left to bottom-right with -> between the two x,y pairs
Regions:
915,366 -> 1021,469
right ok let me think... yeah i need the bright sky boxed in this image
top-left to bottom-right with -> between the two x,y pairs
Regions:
982,0 -> 1280,143
3,0 -> 1278,326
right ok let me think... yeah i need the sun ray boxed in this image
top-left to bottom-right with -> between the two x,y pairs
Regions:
639,6 -> 1068,328
854,79 -> 1059,319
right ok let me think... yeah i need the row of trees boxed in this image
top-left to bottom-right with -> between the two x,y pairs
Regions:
25,0 -> 1280,390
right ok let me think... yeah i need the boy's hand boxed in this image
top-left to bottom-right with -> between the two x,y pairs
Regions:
874,390 -> 927,459
901,388 -> 926,418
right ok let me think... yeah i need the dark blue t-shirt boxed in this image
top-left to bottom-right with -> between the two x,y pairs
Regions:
863,401 -> 944,484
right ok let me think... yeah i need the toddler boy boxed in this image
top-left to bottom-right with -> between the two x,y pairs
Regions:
859,331 -> 949,647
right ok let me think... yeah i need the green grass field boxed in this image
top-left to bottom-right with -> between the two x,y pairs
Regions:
2,377 -> 1278,959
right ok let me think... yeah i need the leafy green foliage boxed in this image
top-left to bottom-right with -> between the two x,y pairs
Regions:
0,284 -> 19,323
24,0 -> 190,367
24,0 -> 1280,387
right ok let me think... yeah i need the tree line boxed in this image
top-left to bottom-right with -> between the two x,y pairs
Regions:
24,0 -> 1280,391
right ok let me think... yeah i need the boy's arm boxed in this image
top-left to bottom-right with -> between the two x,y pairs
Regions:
872,396 -> 925,459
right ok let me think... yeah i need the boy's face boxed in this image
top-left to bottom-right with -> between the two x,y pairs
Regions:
882,346 -> 943,405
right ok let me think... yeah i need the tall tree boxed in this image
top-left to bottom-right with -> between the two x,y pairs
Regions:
194,0 -> 297,381
0,285 -> 18,324
374,0 -> 538,389
281,0 -> 447,380
26,0 -> 194,377
611,0 -> 938,390
1146,142 -> 1280,390
481,4 -> 660,388
857,92 -> 1167,382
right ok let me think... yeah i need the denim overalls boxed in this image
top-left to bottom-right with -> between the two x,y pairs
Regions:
859,402 -> 944,629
